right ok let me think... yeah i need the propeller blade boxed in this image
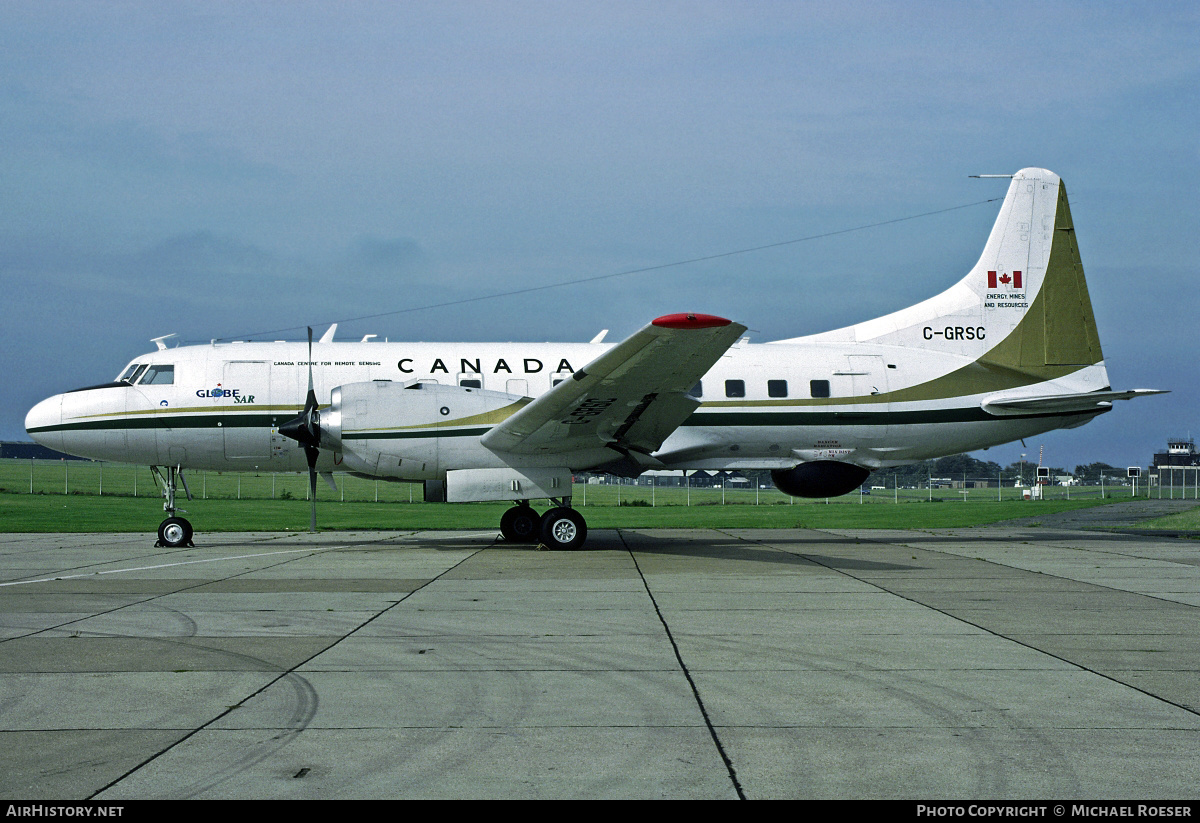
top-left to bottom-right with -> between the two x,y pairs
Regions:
277,328 -> 324,533
306,326 -> 315,398
279,327 -> 322,447
305,328 -> 318,533
306,444 -> 318,533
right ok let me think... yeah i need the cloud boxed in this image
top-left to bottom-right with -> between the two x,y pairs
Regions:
2,2 -> 1196,466
346,236 -> 424,272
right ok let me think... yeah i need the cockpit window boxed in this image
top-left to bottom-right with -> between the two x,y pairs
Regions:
139,364 -> 175,385
119,364 -> 148,383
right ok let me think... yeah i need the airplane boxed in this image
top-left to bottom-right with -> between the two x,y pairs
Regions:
25,168 -> 1164,550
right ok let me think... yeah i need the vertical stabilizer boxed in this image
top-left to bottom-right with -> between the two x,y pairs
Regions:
973,170 -> 1104,374
783,168 -> 1106,378
1039,181 -> 1102,365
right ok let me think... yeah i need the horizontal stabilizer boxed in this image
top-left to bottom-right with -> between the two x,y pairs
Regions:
982,389 -> 1167,417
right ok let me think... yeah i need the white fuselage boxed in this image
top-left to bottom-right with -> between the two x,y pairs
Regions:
27,169 -> 1134,487
23,168 -> 1155,551
25,334 -> 1108,479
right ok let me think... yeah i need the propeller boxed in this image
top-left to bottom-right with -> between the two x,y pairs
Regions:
278,327 -> 321,532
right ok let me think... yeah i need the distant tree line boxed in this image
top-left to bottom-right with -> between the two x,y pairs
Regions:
640,456 -> 1126,490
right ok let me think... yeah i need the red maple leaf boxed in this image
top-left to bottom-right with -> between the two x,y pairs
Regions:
999,273 -> 1011,285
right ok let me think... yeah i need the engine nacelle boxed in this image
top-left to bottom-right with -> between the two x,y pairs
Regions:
771,461 -> 870,498
321,381 -> 526,479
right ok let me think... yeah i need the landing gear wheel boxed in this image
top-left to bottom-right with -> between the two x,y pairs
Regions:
500,505 -> 540,543
539,507 -> 587,551
157,516 -> 194,548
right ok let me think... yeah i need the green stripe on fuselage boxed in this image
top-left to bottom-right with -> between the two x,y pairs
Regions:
685,406 -> 1106,427
27,412 -> 285,433
30,405 -> 1106,438
342,427 -> 493,440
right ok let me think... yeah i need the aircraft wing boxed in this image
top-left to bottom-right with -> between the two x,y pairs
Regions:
982,388 -> 1167,417
480,314 -> 746,462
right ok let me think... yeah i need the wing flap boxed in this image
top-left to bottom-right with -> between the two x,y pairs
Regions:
481,314 -> 746,458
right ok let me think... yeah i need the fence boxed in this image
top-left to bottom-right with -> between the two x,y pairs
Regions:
4,459 -> 1187,506
1155,465 -> 1200,500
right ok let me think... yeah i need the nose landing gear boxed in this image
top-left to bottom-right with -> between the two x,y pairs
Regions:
157,516 -> 193,548
152,465 -> 194,548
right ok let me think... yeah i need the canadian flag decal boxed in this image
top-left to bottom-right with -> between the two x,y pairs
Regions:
987,270 -> 1023,289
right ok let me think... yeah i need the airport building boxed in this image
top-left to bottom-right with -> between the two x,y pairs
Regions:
1153,437 -> 1200,468
1151,437 -> 1200,498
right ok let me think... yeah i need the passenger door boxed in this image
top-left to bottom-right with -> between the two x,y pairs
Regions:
222,361 -> 272,459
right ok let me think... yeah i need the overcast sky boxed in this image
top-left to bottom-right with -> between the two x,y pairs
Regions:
3,1 -> 1197,470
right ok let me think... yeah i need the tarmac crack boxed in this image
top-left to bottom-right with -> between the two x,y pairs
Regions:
732,528 -> 1200,723
84,535 -> 489,800
618,529 -> 746,800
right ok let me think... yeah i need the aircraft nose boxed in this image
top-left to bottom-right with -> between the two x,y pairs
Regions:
25,395 -> 64,452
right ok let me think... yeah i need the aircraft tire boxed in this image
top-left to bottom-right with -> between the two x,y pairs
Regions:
539,507 -> 587,551
500,505 -> 540,543
157,517 -> 193,548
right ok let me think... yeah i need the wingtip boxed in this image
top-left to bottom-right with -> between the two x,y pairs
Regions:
652,313 -> 733,329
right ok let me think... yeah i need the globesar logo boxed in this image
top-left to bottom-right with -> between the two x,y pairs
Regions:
196,385 -> 256,403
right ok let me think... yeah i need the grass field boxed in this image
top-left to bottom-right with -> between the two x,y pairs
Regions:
0,458 -> 1166,533
0,490 -> 1141,533
1139,507 -> 1200,531
0,458 -> 1161,504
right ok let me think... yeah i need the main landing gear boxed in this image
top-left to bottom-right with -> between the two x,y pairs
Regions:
499,499 -> 587,551
152,465 -> 194,548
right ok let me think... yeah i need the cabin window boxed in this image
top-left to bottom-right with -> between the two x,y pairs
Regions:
459,379 -> 482,389
810,379 -> 830,398
140,365 -> 175,385
767,380 -> 788,398
725,379 -> 745,398
689,381 -> 703,398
